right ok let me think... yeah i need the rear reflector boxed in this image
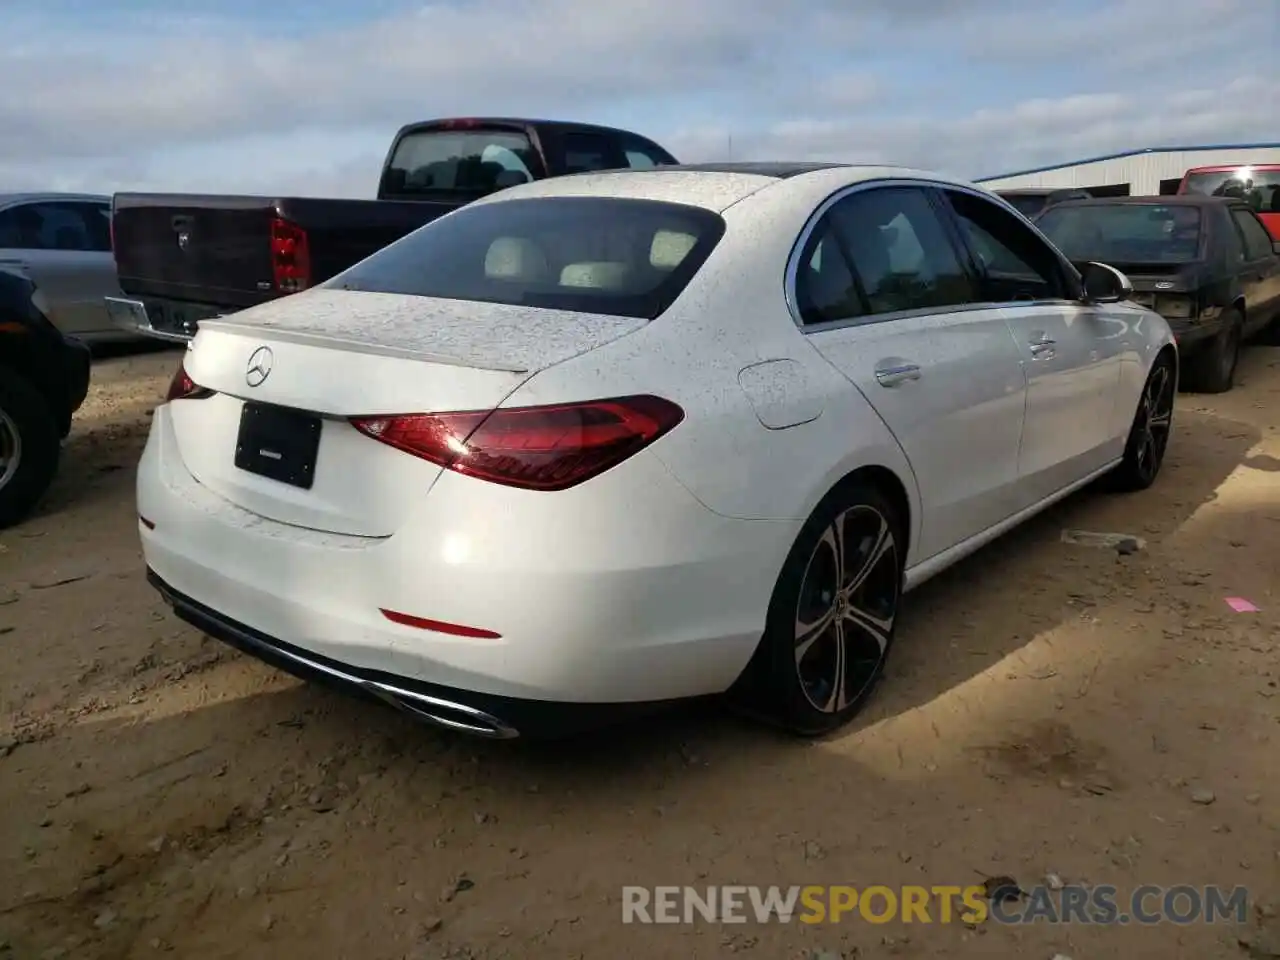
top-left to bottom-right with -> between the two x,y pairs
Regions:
380,608 -> 501,639
350,395 -> 684,492
271,217 -> 311,294
165,360 -> 214,402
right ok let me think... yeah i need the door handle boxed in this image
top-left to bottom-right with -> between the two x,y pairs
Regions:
1028,332 -> 1056,358
874,362 -> 921,387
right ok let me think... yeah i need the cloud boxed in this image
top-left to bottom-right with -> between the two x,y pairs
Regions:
1,0 -> 1275,197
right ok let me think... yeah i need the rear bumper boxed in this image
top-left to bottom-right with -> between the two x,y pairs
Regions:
147,569 -> 677,738
105,296 -> 222,343
136,404 -> 793,733
1166,315 -> 1223,351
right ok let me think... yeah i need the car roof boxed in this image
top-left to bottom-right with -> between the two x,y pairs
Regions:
1045,195 -> 1237,210
0,191 -> 111,205
476,162 -> 959,213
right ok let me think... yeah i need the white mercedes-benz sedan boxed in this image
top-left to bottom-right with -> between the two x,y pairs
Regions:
137,162 -> 1177,739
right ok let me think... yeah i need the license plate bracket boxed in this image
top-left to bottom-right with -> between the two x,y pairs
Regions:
234,402 -> 322,489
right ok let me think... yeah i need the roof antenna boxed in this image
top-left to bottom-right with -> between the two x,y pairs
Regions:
727,133 -> 733,160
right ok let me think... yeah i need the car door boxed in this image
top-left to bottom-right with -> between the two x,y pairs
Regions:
795,183 -> 1028,563
936,187 -> 1129,505
0,199 -> 117,337
1229,206 -> 1280,330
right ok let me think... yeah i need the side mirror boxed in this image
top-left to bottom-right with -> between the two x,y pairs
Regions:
1081,261 -> 1133,304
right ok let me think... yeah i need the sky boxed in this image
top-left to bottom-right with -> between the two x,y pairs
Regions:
3,0 -> 1276,198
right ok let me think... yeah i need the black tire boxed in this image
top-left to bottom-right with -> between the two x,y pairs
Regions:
753,481 -> 905,736
1181,308 -> 1242,394
1110,352 -> 1176,492
0,367 -> 61,529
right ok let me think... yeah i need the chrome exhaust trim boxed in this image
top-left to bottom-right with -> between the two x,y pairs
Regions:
361,681 -> 519,740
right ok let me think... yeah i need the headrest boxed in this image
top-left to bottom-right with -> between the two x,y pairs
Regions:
484,237 -> 547,279
559,261 -> 631,289
650,230 -> 696,269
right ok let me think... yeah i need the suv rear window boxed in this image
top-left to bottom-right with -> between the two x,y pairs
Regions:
381,128 -> 544,198
329,197 -> 726,319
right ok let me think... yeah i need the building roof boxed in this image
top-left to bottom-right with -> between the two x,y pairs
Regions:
975,142 -> 1280,183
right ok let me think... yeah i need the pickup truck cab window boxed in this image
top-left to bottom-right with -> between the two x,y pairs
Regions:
619,135 -> 675,170
562,132 -> 617,173
384,129 -> 542,196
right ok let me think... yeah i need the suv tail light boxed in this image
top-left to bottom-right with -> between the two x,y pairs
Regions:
350,395 -> 684,491
165,360 -> 214,402
271,217 -> 311,294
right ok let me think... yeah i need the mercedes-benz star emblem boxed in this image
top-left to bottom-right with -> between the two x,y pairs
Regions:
245,346 -> 274,387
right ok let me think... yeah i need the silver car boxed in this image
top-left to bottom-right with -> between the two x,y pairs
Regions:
0,192 -> 137,344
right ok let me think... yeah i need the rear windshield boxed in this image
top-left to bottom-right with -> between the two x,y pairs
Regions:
1182,169 -> 1280,214
328,197 -> 726,319
381,128 -> 544,199
1036,204 -> 1204,263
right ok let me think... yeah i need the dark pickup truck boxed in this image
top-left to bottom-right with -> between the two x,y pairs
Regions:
105,118 -> 678,341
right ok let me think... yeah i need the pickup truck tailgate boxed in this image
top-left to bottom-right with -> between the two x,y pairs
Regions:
112,195 -> 276,309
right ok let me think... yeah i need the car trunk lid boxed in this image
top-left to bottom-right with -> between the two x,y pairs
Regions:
169,288 -> 647,536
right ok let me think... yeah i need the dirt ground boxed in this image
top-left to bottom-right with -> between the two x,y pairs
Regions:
1,343 -> 1278,960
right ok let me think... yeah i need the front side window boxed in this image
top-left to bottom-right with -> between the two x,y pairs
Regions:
0,201 -> 98,252
329,196 -> 724,320
943,190 -> 1070,301
382,128 -> 542,198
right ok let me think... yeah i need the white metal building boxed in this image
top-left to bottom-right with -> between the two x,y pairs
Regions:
975,142 -> 1280,197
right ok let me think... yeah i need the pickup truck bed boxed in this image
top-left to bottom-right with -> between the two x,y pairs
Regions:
106,117 -> 678,341
109,194 -> 452,340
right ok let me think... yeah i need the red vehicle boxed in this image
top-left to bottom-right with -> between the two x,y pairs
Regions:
1178,163 -> 1280,239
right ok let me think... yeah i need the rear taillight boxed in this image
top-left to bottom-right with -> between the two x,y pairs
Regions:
271,217 -> 311,294
350,395 -> 684,491
165,360 -> 214,402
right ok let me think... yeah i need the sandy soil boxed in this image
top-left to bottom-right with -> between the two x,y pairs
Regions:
1,343 -> 1278,960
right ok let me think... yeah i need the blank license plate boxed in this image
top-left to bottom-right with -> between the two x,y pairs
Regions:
234,402 -> 322,489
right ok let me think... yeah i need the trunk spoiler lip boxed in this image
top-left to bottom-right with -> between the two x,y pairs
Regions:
196,317 -> 533,373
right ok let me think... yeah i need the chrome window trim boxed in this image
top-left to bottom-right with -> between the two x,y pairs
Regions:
783,176 -> 1085,334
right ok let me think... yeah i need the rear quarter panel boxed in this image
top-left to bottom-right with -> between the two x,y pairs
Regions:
503,187 -> 925,562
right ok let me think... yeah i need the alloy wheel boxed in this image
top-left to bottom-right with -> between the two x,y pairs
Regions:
1134,362 -> 1174,484
0,407 -> 21,492
794,504 -> 899,714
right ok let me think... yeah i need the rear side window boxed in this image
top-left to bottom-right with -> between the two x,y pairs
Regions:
381,129 -> 543,198
1231,208 -> 1275,260
329,197 -> 726,319
825,186 -> 976,317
